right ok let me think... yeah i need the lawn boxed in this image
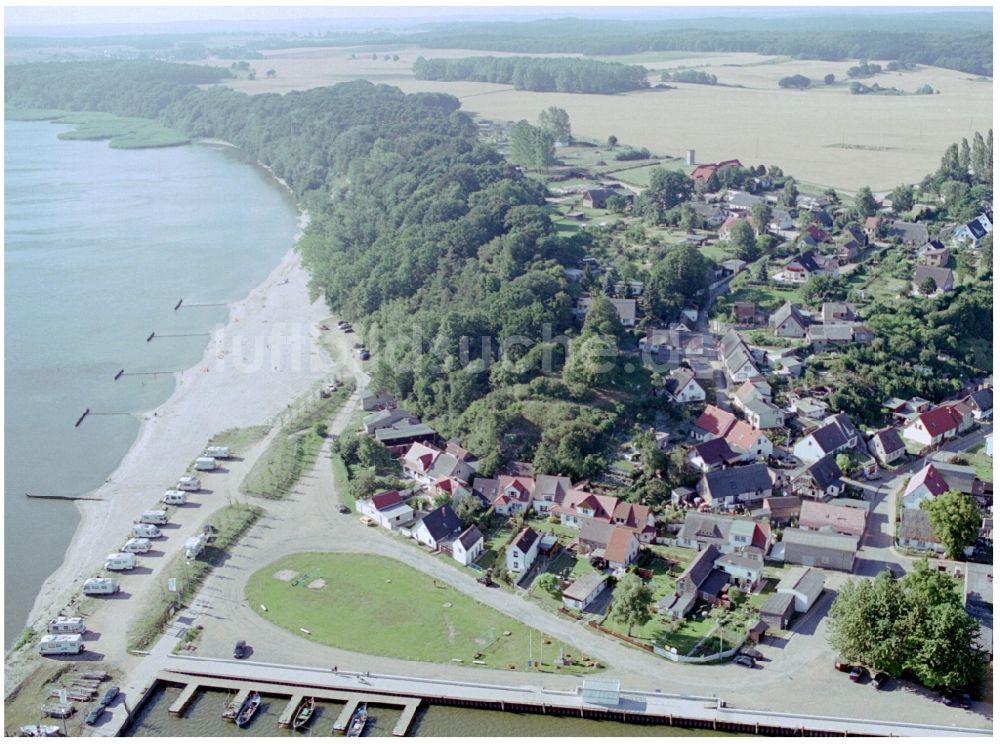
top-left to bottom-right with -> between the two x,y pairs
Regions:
209,425 -> 271,456
246,553 -> 593,672
964,444 -> 993,481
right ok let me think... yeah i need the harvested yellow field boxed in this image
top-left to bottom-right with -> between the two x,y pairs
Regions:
211,47 -> 992,192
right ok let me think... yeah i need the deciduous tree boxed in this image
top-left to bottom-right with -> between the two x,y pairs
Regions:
609,573 -> 653,636
537,106 -> 572,144
921,490 -> 982,559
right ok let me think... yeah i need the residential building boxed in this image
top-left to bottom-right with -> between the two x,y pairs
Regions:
912,266 -> 955,295
452,525 -> 485,566
783,251 -> 835,283
798,498 -> 866,536
898,508 -> 945,553
790,453 -> 845,502
902,406 -> 960,448
792,413 -> 860,464
551,489 -> 618,528
414,504 -> 464,550
919,241 -> 950,267
531,474 -> 573,514
575,296 -> 637,327
719,214 -> 751,241
742,398 -> 786,430
582,188 -> 616,209
363,407 -> 417,434
562,573 -> 609,612
373,423 -> 438,452
692,404 -> 738,442
965,387 -> 993,420
724,421 -> 774,460
927,459 -> 981,496
664,367 -> 706,404
676,512 -> 771,553
867,427 -> 906,466
611,502 -> 657,541
714,550 -> 765,591
358,490 -> 415,530
490,475 -> 535,515
506,526 -> 541,576
953,211 -> 993,247
770,302 -> 810,338
688,437 -> 742,472
776,566 -> 825,613
759,495 -> 803,526
902,464 -> 951,509
889,220 -> 929,245
719,329 -> 761,383
777,528 -> 858,572
361,389 -> 396,412
820,302 -> 857,325
806,323 -> 855,350
697,463 -> 773,508
605,527 -> 642,570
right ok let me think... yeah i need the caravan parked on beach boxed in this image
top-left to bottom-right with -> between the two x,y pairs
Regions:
183,534 -> 207,560
121,537 -> 151,554
131,523 -> 161,538
38,634 -> 85,656
139,510 -> 168,525
162,489 -> 187,505
205,446 -> 231,459
194,457 -> 217,471
177,476 -> 201,491
104,552 -> 136,571
82,577 -> 119,595
47,617 -> 86,634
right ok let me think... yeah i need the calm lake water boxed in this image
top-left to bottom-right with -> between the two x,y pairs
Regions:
124,684 -> 720,737
4,120 -> 300,645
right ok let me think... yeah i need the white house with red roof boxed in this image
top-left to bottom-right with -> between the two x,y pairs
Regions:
902,464 -> 951,509
358,490 -> 415,530
401,442 -> 444,482
724,420 -> 773,461
902,406 -> 962,448
692,405 -> 738,442
551,489 -> 619,527
611,502 -> 657,542
492,475 -> 535,515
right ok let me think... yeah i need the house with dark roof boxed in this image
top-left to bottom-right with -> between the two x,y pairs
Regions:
664,367 -> 706,404
374,423 -> 438,452
727,190 -> 765,212
927,459 -> 981,497
821,302 -> 857,325
783,251 -> 835,283
770,302 -> 810,338
582,188 -> 618,209
889,220 -> 929,245
531,474 -> 573,514
919,240 -> 950,267
575,296 -> 638,327
776,528 -> 858,572
792,413 -> 859,464
452,525 -> 485,566
676,512 -> 771,553
912,266 -> 954,295
902,406 -> 961,448
790,453 -> 845,501
965,387 -> 993,420
834,239 -> 860,265
363,408 -> 419,435
953,211 -> 993,246
698,463 -> 773,508
414,504 -> 464,550
714,550 -> 765,591
506,526 -> 541,576
799,499 -> 866,536
845,223 -> 867,246
868,427 -> 906,466
687,437 -> 742,472
898,508 -> 945,553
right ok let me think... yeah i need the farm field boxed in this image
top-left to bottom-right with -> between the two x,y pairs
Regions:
245,553 -> 593,672
208,47 -> 991,192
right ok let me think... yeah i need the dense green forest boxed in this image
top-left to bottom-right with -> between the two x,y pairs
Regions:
412,55 -> 649,93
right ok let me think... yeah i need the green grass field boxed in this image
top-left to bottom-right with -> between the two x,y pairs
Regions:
246,553 -> 594,672
7,108 -> 190,148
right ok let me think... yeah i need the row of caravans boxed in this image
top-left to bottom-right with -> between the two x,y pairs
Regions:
38,449 -> 233,656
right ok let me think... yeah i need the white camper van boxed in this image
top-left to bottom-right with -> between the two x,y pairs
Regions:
48,617 -> 86,634
104,552 -> 136,571
82,577 -> 119,595
131,523 -> 162,538
205,446 -> 231,459
183,534 -> 207,560
177,476 -> 201,491
162,489 -> 187,506
38,634 -> 85,656
194,457 -> 217,471
121,537 -> 151,554
139,510 -> 168,525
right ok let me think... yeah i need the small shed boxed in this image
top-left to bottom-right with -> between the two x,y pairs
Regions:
580,678 -> 621,706
759,591 -> 795,630
747,618 -> 767,644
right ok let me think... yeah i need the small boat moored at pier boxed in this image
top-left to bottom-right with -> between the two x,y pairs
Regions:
346,702 -> 368,737
235,692 -> 261,728
292,696 -> 315,731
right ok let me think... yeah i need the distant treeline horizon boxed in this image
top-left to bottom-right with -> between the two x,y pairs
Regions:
413,55 -> 649,94
4,13 -> 992,77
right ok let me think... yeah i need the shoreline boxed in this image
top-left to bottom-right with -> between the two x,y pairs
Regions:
7,141 -> 330,693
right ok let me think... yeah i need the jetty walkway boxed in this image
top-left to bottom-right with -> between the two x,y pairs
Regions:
117,655 -> 990,737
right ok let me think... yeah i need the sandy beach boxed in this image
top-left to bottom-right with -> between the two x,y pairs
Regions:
5,214 -> 341,693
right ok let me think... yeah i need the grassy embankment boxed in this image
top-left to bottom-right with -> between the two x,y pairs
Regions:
5,107 -> 189,148
127,503 -> 263,651
209,425 -> 271,454
247,553 -> 598,673
241,383 -> 353,499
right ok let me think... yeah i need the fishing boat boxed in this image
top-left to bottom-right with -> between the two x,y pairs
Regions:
221,697 -> 240,721
291,697 -> 315,731
19,725 -> 62,737
40,704 -> 74,720
346,702 -> 368,737
235,691 -> 261,728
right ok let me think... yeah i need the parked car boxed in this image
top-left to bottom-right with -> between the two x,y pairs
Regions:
233,640 -> 247,659
477,575 -> 496,587
85,705 -> 105,726
100,686 -> 120,706
849,666 -> 866,683
871,671 -> 889,690
940,691 -> 972,708
733,655 -> 755,668
359,516 -> 376,527
337,504 -> 350,514
742,647 -> 764,660
834,659 -> 852,672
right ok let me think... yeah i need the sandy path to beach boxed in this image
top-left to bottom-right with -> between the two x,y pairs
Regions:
5,237 -> 345,695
